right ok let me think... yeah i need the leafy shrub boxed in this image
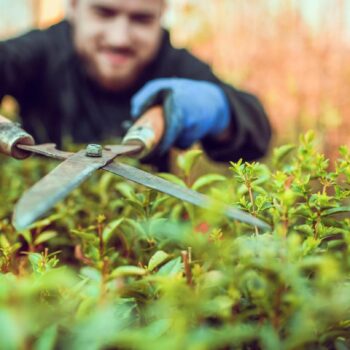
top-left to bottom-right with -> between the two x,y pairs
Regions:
1,131 -> 350,350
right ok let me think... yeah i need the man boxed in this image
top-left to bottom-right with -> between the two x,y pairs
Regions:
0,0 -> 271,171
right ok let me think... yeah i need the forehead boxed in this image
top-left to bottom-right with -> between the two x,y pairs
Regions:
84,0 -> 163,13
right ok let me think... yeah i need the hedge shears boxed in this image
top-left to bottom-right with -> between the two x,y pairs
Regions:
0,110 -> 270,231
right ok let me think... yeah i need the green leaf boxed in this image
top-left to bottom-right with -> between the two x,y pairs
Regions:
302,237 -> 321,255
111,266 -> 147,278
98,172 -> 114,189
252,164 -> 271,185
102,218 -> 124,243
191,174 -> 226,191
322,206 -> 350,217
0,235 -> 10,249
0,309 -> 23,350
158,173 -> 187,187
170,203 -> 185,220
97,172 -> 115,201
156,257 -> 183,277
301,130 -> 315,144
125,199 -> 145,216
34,231 -> 57,245
20,230 -> 32,245
115,182 -> 136,200
320,233 -> 344,242
76,296 -> 99,319
70,230 -> 98,243
148,250 -> 170,271
177,149 -> 203,177
26,213 -> 62,230
27,253 -> 43,271
34,325 -> 58,350
273,144 -> 296,164
124,219 -> 147,238
80,267 -> 102,282
151,195 -> 172,212
8,243 -> 21,254
147,189 -> 158,205
295,224 -> 314,236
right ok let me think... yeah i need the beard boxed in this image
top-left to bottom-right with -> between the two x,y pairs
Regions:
76,47 -> 146,92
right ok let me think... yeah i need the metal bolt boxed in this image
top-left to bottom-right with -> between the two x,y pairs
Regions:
86,144 -> 103,157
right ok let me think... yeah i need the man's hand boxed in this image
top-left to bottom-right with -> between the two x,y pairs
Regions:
0,114 -> 34,159
131,78 -> 231,155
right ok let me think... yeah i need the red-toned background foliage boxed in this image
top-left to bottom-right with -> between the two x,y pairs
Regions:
2,0 -> 350,161
170,1 -> 350,161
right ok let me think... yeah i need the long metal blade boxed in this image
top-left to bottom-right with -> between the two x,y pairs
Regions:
17,143 -> 74,160
13,144 -> 142,230
104,162 -> 270,230
13,143 -> 270,230
13,151 -> 106,230
13,150 -> 111,230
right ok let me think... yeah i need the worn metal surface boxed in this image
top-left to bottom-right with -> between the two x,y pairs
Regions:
104,162 -> 270,230
13,142 -> 270,230
0,123 -> 35,159
104,144 -> 143,156
17,143 -> 142,161
85,144 -> 103,157
17,143 -> 74,160
122,124 -> 154,158
13,144 -> 141,230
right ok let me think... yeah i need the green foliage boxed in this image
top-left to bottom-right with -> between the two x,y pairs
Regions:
1,133 -> 350,349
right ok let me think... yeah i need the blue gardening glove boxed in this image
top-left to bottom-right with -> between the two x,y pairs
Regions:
131,78 -> 230,155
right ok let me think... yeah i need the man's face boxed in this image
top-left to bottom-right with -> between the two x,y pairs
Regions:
69,0 -> 164,91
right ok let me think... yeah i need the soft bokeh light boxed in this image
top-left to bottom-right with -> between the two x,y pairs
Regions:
1,0 -> 350,160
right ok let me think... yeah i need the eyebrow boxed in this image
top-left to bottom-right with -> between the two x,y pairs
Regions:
90,4 -> 158,18
130,12 -> 157,19
91,4 -> 117,13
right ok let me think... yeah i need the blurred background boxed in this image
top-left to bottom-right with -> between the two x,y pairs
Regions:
1,0 -> 350,161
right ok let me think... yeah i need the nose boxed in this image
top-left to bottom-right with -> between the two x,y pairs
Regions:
104,16 -> 132,47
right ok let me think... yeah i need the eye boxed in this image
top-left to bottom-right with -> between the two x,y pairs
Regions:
92,6 -> 116,19
130,14 -> 155,25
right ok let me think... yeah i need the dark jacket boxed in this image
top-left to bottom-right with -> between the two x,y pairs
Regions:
0,21 -> 271,171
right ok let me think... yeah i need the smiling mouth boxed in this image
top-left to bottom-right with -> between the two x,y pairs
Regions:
101,49 -> 135,65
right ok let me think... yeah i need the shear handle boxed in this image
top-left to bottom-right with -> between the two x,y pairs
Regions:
0,115 -> 34,159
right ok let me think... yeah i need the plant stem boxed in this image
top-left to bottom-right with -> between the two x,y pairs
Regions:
282,208 -> 289,238
313,211 -> 321,240
246,180 -> 259,236
182,250 -> 192,286
100,257 -> 109,303
74,245 -> 93,265
272,285 -> 285,330
98,222 -> 104,258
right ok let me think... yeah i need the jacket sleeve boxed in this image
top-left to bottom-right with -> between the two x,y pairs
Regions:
170,49 -> 271,163
0,29 -> 47,102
